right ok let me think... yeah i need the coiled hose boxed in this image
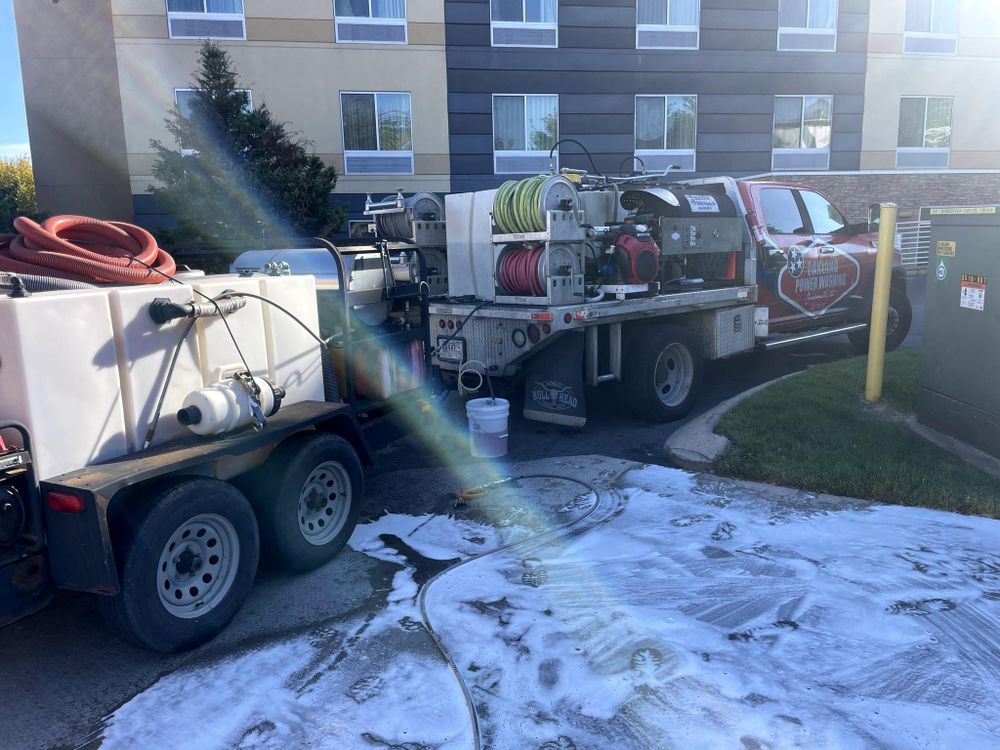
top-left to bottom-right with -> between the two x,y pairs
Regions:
493,175 -> 549,234
0,215 -> 176,284
0,271 -> 96,292
498,245 -> 546,297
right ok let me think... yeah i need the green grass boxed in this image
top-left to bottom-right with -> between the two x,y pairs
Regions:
715,349 -> 1000,518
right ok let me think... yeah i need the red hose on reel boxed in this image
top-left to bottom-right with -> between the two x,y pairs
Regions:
0,215 -> 176,284
498,245 -> 545,297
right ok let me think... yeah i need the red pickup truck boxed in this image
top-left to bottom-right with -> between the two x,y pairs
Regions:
740,180 -> 911,352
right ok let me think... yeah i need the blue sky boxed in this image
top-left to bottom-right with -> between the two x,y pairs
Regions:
1,0 -> 29,158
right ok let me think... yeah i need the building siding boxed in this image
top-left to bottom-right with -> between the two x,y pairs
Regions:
446,0 -> 869,193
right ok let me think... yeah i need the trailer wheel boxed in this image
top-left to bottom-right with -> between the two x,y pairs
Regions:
622,325 -> 703,422
100,479 -> 259,653
244,432 -> 363,573
849,286 -> 913,354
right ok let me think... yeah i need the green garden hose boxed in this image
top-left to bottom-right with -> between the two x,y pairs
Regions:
493,175 -> 548,234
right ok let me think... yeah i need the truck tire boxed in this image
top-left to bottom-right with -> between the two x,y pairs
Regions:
622,324 -> 703,422
243,432 -> 363,573
849,286 -> 913,354
100,479 -> 259,653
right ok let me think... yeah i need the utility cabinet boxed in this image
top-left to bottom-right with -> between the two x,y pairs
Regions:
918,206 -> 1000,458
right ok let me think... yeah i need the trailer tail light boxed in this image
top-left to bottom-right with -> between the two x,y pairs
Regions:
542,323 -> 551,335
563,313 -> 572,324
447,320 -> 455,330
46,491 -> 86,514
531,312 -> 553,322
438,319 -> 446,328
527,324 -> 541,344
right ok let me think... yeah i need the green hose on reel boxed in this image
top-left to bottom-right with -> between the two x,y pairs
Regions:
493,175 -> 579,235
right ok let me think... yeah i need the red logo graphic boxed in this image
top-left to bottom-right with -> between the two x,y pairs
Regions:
777,239 -> 861,317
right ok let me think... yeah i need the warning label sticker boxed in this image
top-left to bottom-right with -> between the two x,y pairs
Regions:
687,195 -> 720,214
930,207 -> 997,216
937,240 -> 957,257
960,274 -> 987,312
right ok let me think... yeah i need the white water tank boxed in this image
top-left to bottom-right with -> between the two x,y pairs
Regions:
257,275 -> 325,405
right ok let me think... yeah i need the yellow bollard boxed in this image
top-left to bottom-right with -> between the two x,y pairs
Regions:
865,203 -> 898,403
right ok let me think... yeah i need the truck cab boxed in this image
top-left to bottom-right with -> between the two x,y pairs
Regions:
740,180 -> 912,351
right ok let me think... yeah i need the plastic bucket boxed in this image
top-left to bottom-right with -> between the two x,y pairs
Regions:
466,397 -> 510,458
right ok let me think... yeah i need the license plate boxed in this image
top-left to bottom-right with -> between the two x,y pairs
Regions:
437,336 -> 466,363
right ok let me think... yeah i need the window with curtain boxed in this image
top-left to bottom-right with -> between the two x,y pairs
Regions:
341,92 -> 413,174
777,0 -> 838,50
490,0 -> 557,46
904,0 -> 958,53
636,0 -> 700,48
493,95 -> 558,173
335,0 -> 407,43
491,0 -> 556,24
898,97 -> 952,148
335,0 -> 406,20
772,96 -> 832,170
634,95 -> 697,171
167,0 -> 245,38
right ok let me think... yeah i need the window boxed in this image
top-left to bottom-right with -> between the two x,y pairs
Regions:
335,0 -> 407,44
491,0 -> 557,47
777,0 -> 838,51
174,88 -> 252,154
800,190 -> 847,234
166,0 -> 245,40
636,0 -> 700,49
897,96 -> 952,168
634,95 -> 697,172
759,189 -> 808,235
493,94 -> 558,174
772,95 -> 832,171
341,92 -> 414,175
904,0 -> 958,54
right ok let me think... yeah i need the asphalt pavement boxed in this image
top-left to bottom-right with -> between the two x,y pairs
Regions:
0,276 -> 926,750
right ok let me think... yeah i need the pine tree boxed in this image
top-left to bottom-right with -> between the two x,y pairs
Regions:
150,42 -> 344,242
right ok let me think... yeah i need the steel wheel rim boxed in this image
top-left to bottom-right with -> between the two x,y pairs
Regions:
298,461 -> 351,546
157,513 -> 240,619
653,342 -> 694,408
886,305 -> 900,337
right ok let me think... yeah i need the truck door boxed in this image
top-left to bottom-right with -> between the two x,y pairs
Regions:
751,185 -> 862,332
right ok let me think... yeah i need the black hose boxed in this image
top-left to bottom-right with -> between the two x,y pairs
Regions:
548,138 -> 606,181
0,272 -> 97,292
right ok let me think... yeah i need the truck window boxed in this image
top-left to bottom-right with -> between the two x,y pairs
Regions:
800,190 -> 847,234
758,188 -> 807,235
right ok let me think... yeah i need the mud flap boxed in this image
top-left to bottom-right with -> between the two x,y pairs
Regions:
523,332 -> 587,427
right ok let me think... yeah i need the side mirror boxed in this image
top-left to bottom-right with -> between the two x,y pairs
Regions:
765,247 -> 786,270
868,203 -> 881,233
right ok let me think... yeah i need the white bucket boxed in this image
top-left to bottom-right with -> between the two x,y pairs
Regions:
466,397 -> 510,458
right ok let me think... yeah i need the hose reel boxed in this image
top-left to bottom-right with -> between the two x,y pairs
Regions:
493,175 -> 579,235
496,242 -> 580,297
374,192 -> 445,241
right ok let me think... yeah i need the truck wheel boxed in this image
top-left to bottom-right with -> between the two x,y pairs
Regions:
622,325 -> 703,422
100,479 -> 259,653
849,286 -> 913,353
245,432 -> 363,573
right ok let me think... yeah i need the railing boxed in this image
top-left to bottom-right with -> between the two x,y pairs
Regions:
897,219 -> 931,269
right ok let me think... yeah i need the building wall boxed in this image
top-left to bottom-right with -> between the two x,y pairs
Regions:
862,0 -> 1000,170
445,0 -> 871,193
108,0 -> 451,227
13,0 -> 133,220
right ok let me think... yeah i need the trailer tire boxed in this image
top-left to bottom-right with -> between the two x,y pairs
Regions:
244,432 -> 363,573
622,325 -> 703,422
848,286 -> 913,354
100,478 -> 259,653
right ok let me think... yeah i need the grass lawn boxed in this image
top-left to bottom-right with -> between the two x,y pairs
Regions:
715,349 -> 1000,518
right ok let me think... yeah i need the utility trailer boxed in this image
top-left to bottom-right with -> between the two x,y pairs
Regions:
0,234 -> 431,652
425,173 -> 910,426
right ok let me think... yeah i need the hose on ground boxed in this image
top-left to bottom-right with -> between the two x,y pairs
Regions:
0,215 -> 176,285
0,271 -> 97,292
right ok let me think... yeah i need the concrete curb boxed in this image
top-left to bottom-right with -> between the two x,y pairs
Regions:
664,373 -> 802,472
906,417 -> 1000,481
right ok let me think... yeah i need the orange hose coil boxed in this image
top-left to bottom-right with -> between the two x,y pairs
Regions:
0,215 -> 176,284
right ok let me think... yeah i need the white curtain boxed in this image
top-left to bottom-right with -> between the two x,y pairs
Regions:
931,0 -> 959,33
342,94 -> 377,151
635,97 -> 665,150
808,0 -> 837,29
372,0 -> 406,20
377,93 -> 412,151
494,96 -> 526,151
666,96 -> 696,149
802,96 -> 832,149
206,0 -> 243,13
526,95 -> 557,151
773,97 -> 803,149
925,97 -> 952,148
668,0 -> 698,26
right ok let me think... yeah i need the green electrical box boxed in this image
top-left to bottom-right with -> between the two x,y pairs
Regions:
918,206 -> 1000,458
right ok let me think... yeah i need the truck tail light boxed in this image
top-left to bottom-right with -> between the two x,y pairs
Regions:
47,491 -> 86,514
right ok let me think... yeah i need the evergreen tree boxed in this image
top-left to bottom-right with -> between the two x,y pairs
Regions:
151,42 -> 344,242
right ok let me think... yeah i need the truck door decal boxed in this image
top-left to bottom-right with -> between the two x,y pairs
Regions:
776,238 -> 862,318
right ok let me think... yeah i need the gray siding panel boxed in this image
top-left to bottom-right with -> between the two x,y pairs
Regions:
446,0 -> 870,187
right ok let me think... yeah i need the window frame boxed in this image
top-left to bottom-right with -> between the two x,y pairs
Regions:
173,87 -> 252,155
165,0 -> 247,41
334,0 -> 408,44
896,95 -> 953,168
492,93 -> 560,175
771,94 -> 833,171
340,91 -> 415,176
635,0 -> 701,50
777,0 -> 838,52
490,0 -> 559,48
633,94 -> 698,173
903,0 -> 959,55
